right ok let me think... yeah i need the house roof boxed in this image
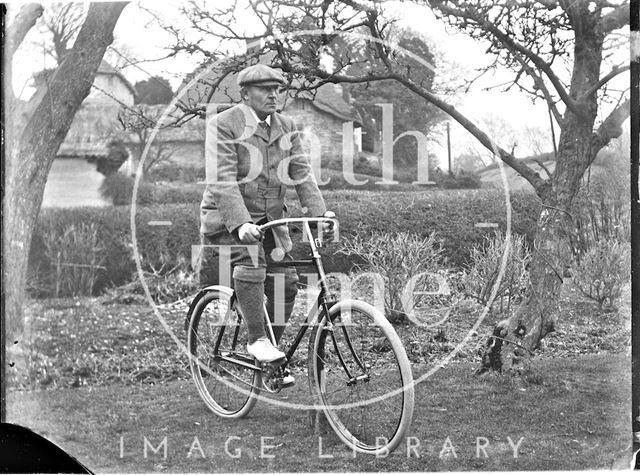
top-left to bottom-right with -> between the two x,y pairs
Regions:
292,85 -> 360,124
32,60 -> 137,98
179,57 -> 361,125
96,60 -> 137,97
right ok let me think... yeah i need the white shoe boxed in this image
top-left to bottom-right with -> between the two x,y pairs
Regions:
247,337 -> 286,363
280,374 -> 295,387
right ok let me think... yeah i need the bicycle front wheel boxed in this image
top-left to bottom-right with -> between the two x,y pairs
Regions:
308,299 -> 415,455
187,286 -> 260,418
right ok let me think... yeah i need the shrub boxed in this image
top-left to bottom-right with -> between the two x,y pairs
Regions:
432,168 -> 482,189
293,188 -> 540,271
30,189 -> 541,297
353,155 -> 382,177
571,174 -> 630,259
461,231 -> 530,314
144,164 -> 205,183
100,172 -> 155,206
100,172 -> 203,206
40,222 -> 106,297
30,204 -> 201,296
572,240 -> 630,310
315,168 -> 425,191
104,261 -> 199,304
338,231 -> 445,322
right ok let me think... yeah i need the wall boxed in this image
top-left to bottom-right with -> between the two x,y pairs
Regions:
42,158 -> 110,208
284,100 -> 358,171
58,104 -> 123,157
86,74 -> 134,106
123,141 -> 205,174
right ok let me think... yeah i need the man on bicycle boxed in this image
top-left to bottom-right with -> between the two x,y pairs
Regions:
199,63 -> 332,370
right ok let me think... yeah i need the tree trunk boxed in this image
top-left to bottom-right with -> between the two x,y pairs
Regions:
3,2 -> 127,339
479,7 -> 607,371
478,196 -> 573,372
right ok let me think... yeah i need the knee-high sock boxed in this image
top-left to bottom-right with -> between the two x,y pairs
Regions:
234,278 -> 266,344
267,298 -> 296,344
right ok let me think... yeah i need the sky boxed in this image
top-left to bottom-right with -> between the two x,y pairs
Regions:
10,0 -> 629,165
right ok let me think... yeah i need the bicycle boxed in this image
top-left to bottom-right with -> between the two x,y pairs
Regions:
185,216 -> 415,455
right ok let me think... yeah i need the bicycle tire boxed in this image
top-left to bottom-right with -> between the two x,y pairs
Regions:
187,286 -> 260,418
307,299 -> 414,455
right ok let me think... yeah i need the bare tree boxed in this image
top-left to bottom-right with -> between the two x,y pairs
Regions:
4,2 -> 128,346
32,2 -> 86,65
117,105 -> 183,175
424,0 -> 630,372
158,0 -> 629,371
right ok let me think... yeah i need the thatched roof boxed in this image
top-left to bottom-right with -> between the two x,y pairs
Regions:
33,60 -> 137,97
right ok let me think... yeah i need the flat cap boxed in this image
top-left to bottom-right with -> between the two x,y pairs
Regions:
237,64 -> 285,87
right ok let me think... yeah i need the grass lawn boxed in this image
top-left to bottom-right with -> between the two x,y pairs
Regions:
5,282 -> 632,471
7,353 -> 631,472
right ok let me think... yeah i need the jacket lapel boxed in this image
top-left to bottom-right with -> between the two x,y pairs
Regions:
236,103 -> 283,143
268,113 -> 284,145
236,103 -> 269,141
254,122 -> 270,142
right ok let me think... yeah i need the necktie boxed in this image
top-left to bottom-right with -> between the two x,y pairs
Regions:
257,120 -> 270,141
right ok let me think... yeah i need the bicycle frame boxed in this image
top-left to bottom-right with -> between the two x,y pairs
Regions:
187,216 -> 415,454
212,289 -> 332,373
208,217 -> 363,377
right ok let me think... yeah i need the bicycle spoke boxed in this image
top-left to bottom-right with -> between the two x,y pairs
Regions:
188,290 -> 259,418
310,303 -> 414,455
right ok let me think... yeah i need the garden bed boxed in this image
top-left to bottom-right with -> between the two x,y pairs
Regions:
6,278 -> 630,391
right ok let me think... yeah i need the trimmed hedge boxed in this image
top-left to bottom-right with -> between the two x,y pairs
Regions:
100,173 -> 204,206
314,189 -> 540,273
145,164 -> 205,183
431,169 -> 482,189
29,189 -> 541,296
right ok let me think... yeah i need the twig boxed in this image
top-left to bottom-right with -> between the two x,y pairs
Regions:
486,335 -> 535,355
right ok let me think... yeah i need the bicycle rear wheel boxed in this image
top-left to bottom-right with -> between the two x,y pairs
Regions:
308,299 -> 414,455
187,286 -> 260,418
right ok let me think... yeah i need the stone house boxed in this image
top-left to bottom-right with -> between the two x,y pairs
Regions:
177,57 -> 364,172
37,60 -> 137,207
119,61 -> 365,175
39,56 -> 367,207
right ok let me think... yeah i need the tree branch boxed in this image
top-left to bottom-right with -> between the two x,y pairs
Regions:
432,1 -> 585,118
581,63 -> 631,99
6,3 -> 43,60
597,3 -> 630,35
18,2 -> 128,175
388,73 -> 548,192
590,97 -> 630,156
503,42 -> 565,126
5,3 -> 43,104
533,157 -> 553,179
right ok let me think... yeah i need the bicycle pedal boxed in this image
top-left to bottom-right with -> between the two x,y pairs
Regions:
260,357 -> 287,376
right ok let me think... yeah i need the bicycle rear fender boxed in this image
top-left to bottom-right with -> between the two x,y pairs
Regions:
184,285 -> 235,334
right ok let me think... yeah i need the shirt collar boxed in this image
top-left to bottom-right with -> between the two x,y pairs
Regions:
247,105 -> 271,126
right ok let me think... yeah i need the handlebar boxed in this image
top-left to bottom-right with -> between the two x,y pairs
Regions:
257,217 -> 338,234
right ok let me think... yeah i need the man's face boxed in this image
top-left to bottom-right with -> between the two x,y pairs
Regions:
244,84 -> 281,118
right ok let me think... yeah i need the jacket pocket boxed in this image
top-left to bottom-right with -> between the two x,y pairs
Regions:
239,181 -> 258,199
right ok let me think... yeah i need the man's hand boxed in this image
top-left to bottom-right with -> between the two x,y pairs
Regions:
237,223 -> 263,243
320,211 -> 336,241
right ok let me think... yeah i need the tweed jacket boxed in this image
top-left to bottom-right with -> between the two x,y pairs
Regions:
200,103 -> 326,252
